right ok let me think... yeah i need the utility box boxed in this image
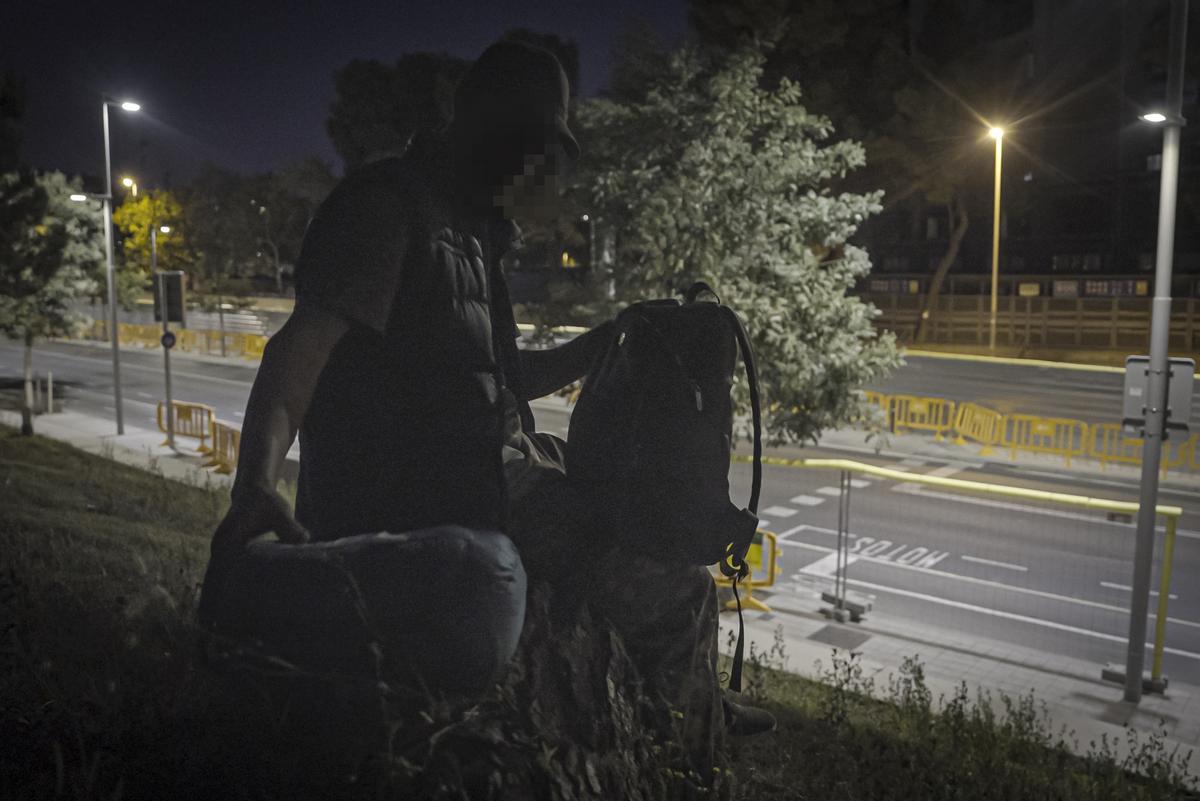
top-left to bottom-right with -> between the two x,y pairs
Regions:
153,271 -> 187,326
1123,356 -> 1194,436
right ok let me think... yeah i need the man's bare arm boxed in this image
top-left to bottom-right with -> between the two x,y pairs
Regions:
210,305 -> 349,556
518,320 -> 614,400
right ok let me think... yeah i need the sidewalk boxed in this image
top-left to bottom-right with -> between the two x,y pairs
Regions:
719,595 -> 1200,779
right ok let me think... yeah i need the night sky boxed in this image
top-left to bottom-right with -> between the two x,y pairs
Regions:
1,0 -> 688,188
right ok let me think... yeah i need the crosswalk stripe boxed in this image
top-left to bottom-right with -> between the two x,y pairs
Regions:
817,486 -> 842,496
789,494 -> 825,506
762,505 -> 798,518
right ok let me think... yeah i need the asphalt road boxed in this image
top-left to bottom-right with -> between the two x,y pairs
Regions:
3,339 -> 1197,684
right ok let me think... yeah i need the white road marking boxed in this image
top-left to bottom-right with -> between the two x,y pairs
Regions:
927,461 -> 973,477
777,534 -> 1200,630
798,552 -> 859,578
893,485 -> 1131,529
961,555 -> 1029,572
16,347 -> 255,387
136,391 -> 153,399
762,505 -> 798,518
789,494 -> 825,506
775,524 -> 810,540
1100,581 -> 1178,600
896,458 -> 926,467
234,411 -> 244,417
849,478 -> 871,488
844,575 -> 1200,661
817,486 -> 842,496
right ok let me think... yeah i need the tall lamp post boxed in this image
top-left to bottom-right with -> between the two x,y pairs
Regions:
151,224 -> 177,448
1123,0 -> 1189,704
101,97 -> 141,435
988,126 -> 1005,351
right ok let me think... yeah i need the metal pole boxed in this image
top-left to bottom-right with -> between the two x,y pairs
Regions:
46,371 -> 53,414
1151,516 -> 1179,682
154,229 -> 176,449
1125,0 -> 1187,704
102,101 -> 124,434
989,134 -> 1003,351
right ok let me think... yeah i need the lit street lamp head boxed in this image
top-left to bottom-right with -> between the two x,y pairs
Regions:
120,101 -> 141,112
1141,112 -> 1168,123
69,194 -> 88,202
121,177 -> 134,187
988,126 -> 1005,140
159,225 -> 171,234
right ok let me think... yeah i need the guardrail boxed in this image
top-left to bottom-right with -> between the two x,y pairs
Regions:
890,394 -> 957,441
156,400 -> 215,452
204,420 -> 241,475
953,402 -> 1005,456
87,321 -> 268,361
732,454 -> 1184,687
1004,414 -> 1088,467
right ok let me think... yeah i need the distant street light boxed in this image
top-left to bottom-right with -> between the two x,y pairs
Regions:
69,193 -> 88,202
987,126 -> 1005,351
1141,112 -> 1169,123
101,96 -> 141,435
121,176 -> 138,197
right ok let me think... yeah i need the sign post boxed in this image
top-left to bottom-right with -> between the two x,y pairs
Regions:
153,268 -> 186,449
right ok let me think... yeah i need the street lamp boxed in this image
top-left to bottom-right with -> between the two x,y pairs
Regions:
121,176 -> 138,197
1122,0 -> 1189,705
987,126 -> 1005,351
151,223 -> 177,447
101,96 -> 141,435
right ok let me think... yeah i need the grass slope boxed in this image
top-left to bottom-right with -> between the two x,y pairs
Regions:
1,425 -> 1196,799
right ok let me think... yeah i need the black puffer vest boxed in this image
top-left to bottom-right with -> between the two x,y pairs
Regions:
296,138 -> 526,540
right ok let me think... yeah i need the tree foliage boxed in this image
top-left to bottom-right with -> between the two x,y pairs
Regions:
112,189 -> 190,276
0,170 -> 104,341
575,46 -> 900,444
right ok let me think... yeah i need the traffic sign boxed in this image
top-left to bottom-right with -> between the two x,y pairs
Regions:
161,331 -> 176,350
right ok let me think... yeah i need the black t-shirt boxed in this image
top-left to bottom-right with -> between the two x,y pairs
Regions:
292,137 -> 530,540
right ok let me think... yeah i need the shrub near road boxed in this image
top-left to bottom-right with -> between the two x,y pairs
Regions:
1,425 -> 1196,799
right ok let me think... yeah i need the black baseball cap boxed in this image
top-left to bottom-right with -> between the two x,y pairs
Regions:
454,40 -> 580,160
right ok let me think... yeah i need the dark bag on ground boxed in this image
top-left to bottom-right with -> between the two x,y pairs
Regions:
197,526 -> 526,697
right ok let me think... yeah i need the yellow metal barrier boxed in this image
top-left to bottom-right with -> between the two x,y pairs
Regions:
953,402 -> 1005,455
1004,414 -> 1088,467
732,454 -> 1183,684
242,334 -> 267,359
1088,423 -> 1143,471
204,420 -> 241,475
156,400 -> 215,452
713,530 -> 779,613
890,394 -> 957,440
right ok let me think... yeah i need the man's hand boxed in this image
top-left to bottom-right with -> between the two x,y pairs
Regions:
211,484 -> 310,558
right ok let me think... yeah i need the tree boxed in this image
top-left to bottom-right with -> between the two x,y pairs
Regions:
112,189 -> 190,277
0,171 -> 104,434
327,53 -> 469,172
575,45 -> 900,444
247,158 -> 336,293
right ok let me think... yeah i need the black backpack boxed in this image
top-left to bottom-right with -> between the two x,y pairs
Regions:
567,282 -> 763,690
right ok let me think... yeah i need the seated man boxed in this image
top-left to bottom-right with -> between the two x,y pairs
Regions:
211,39 -> 771,774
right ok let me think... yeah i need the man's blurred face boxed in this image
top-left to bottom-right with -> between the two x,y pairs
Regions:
493,140 -> 568,224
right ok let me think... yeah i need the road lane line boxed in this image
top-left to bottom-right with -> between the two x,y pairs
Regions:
762,505 -> 798,518
797,552 -> 859,578
842,576 -> 1200,661
1099,581 -> 1178,600
776,526 -> 1200,628
789,494 -> 825,506
772,537 -> 1200,642
961,555 -> 1029,572
927,462 -> 974,478
849,478 -> 871,488
775,524 -> 810,540
817,487 -> 842,496
897,458 -> 926,468
16,348 -> 255,387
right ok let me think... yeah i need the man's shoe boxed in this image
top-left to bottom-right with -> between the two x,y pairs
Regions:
722,693 -> 776,737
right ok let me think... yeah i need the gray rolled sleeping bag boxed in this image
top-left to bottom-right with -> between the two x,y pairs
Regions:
198,526 -> 526,696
